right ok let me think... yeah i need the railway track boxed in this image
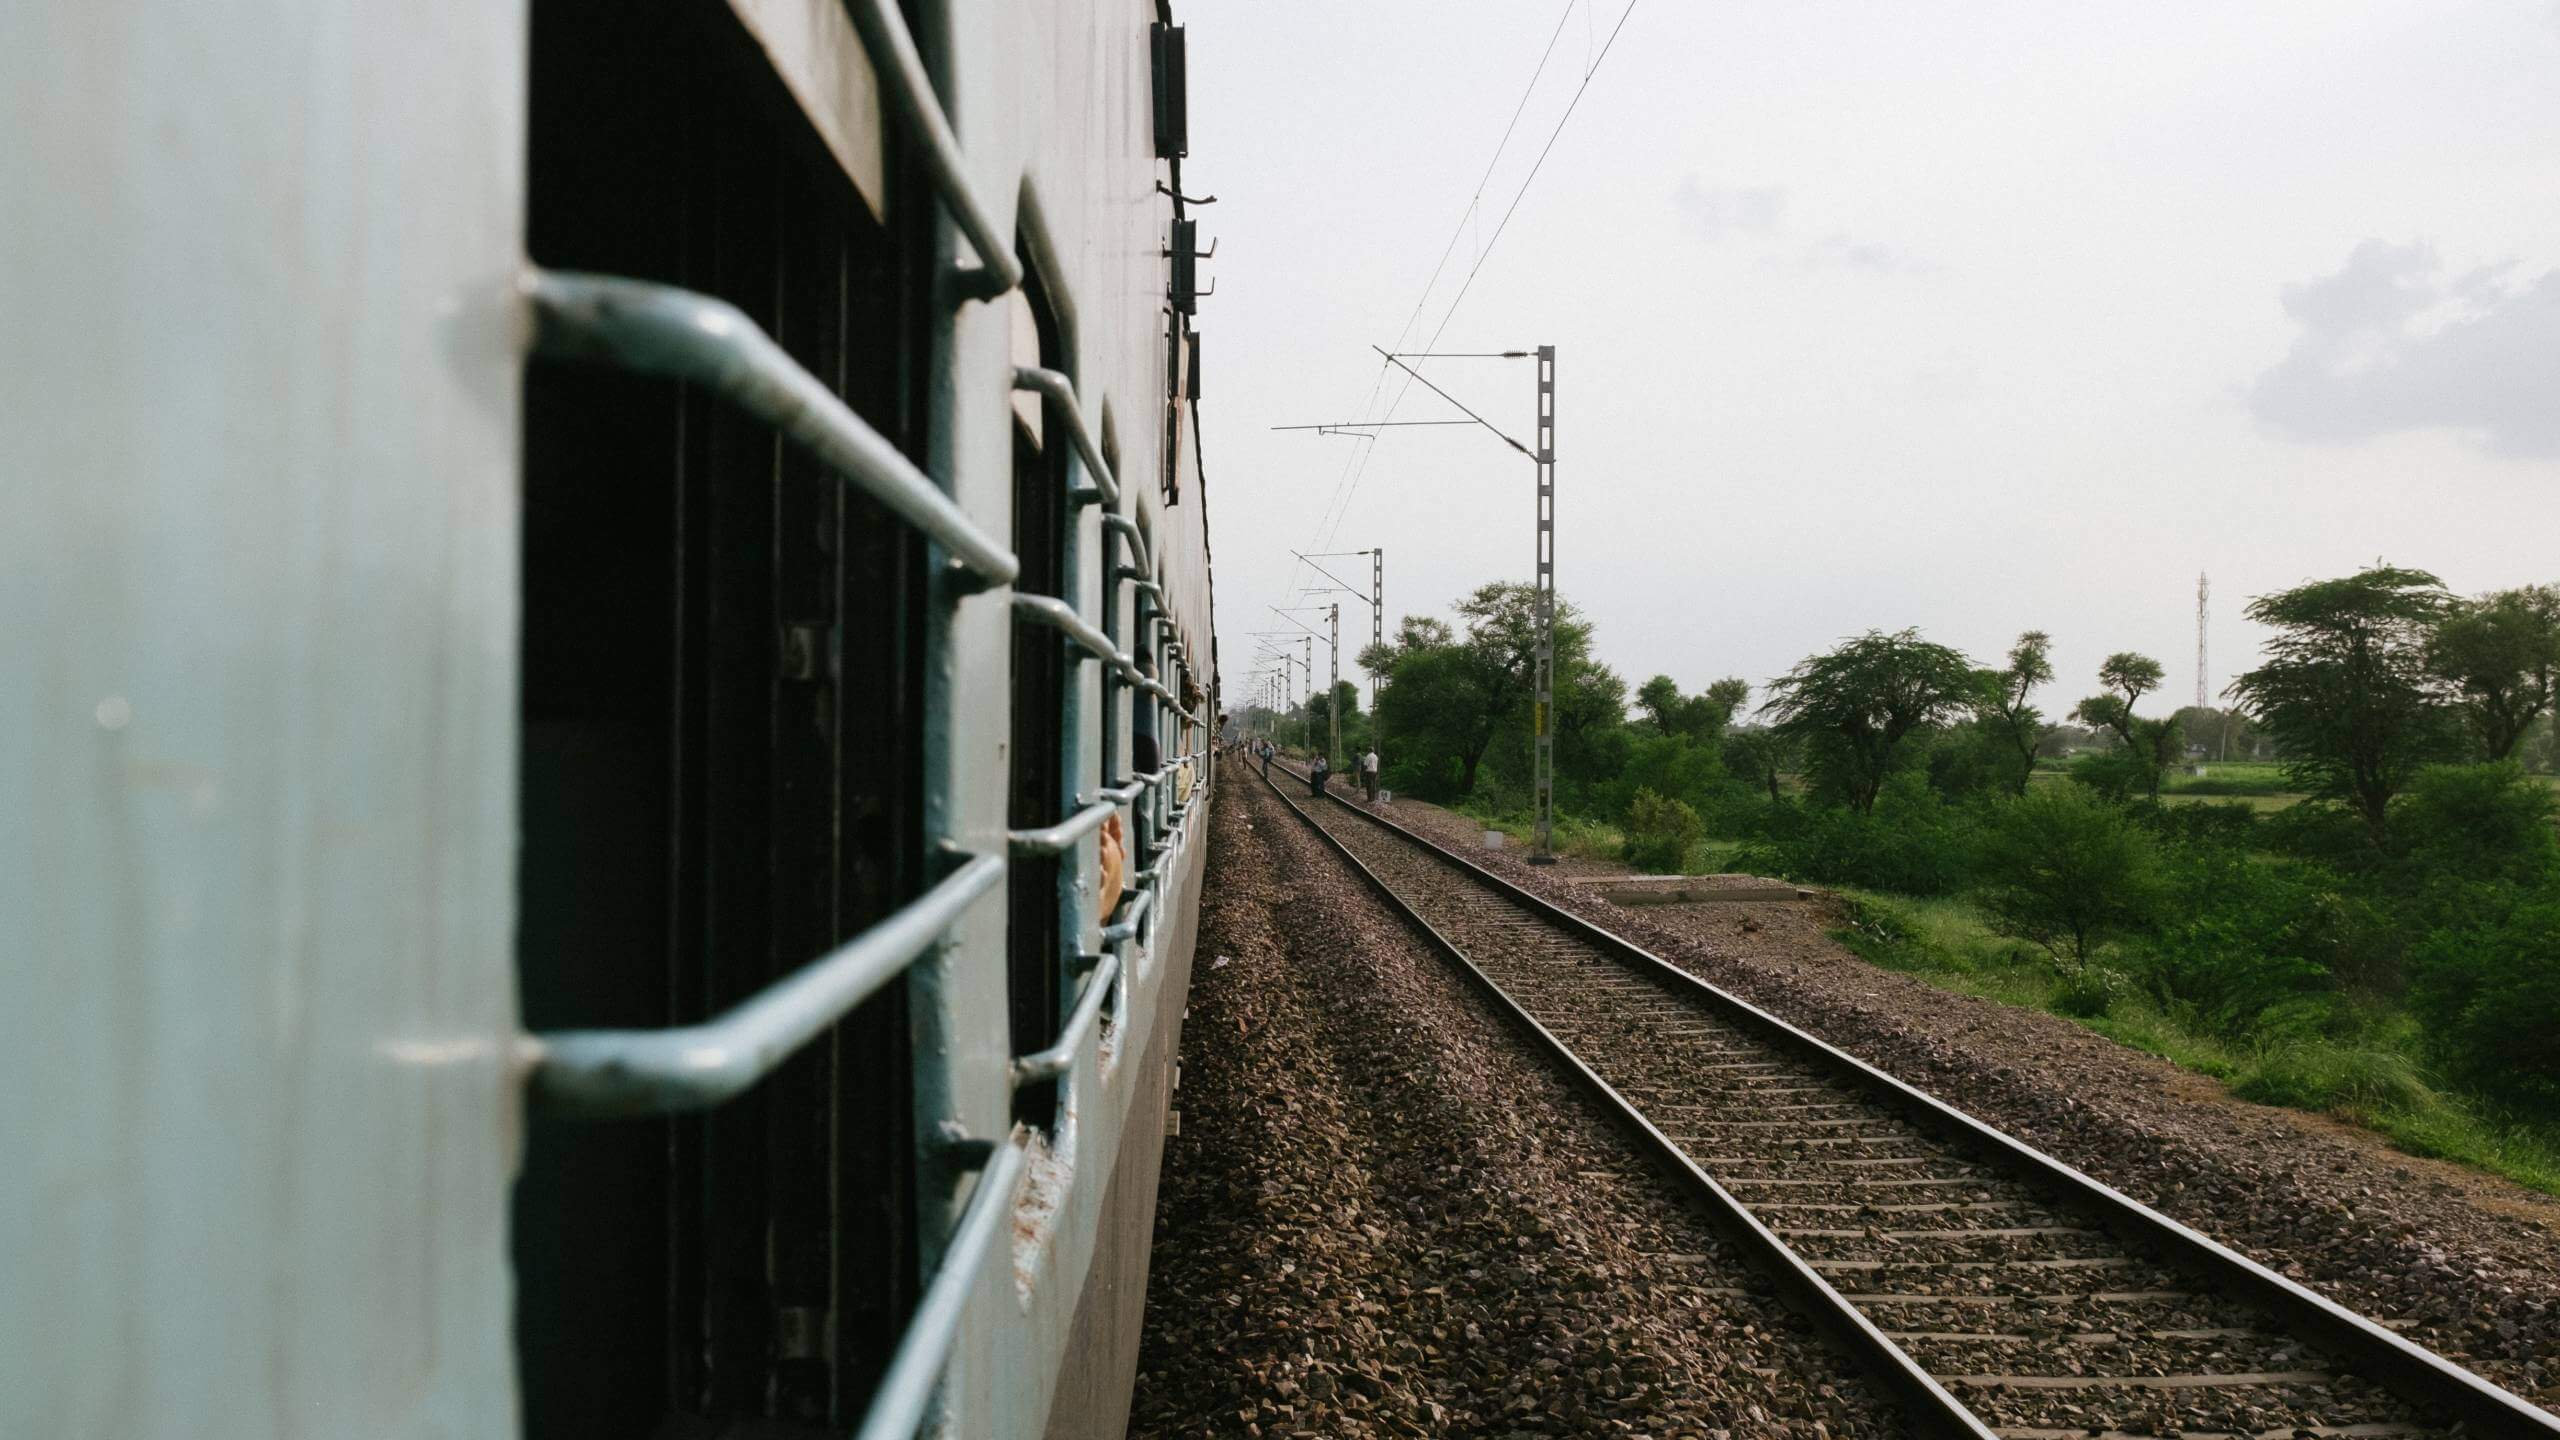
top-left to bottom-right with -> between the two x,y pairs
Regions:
1253,764 -> 2560,1440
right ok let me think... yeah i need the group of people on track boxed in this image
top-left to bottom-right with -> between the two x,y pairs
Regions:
1239,737 -> 1381,803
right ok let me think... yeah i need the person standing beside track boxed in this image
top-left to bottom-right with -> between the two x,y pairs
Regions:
1310,753 -> 1330,797
1259,738 -> 1273,779
1360,746 -> 1380,803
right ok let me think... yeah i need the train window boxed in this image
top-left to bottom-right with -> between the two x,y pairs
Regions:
1099,415 -> 1124,796
513,2 -> 926,1432
1007,263 -> 1073,1129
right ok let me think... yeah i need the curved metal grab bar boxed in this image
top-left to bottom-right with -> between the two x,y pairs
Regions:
526,271 -> 1017,587
1099,888 -> 1152,944
1102,513 -> 1154,578
1012,594 -> 1138,680
1008,800 -> 1119,857
852,1139 -> 1030,1440
1012,366 -> 1119,506
531,855 -> 1006,1117
843,0 -> 1025,297
1009,952 -> 1121,1086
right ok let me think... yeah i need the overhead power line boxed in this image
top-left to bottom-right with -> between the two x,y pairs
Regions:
1316,0 -> 1642,549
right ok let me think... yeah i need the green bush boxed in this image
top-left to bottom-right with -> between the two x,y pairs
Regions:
2067,749 -> 2156,804
1970,782 -> 2164,967
1732,773 -> 1976,896
1621,788 -> 1704,873
2389,761 -> 2560,890
2053,965 -> 2132,1018
2407,885 -> 2560,1110
2132,844 -> 2391,1032
2232,1041 -> 2437,1118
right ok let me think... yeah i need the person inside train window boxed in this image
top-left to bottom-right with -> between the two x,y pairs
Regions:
1132,654 -> 1161,777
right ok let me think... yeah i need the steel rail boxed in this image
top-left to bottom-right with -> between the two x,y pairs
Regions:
852,1139 -> 1030,1440
525,270 -> 1017,587
1010,952 -> 1122,1086
1267,765 -> 2560,1438
1013,366 -> 1119,506
842,0 -> 1024,299
531,854 -> 1006,1117
1249,768 -> 1995,1438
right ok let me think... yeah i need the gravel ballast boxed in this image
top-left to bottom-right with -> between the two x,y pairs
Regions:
1355,789 -> 2560,1416
1128,768 -> 1899,1439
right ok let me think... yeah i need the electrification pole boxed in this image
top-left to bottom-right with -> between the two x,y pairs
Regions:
1531,346 -> 1556,862
1276,346 -> 1556,857
1328,603 -> 1342,766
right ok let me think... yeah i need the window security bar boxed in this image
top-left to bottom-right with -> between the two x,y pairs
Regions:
1102,513 -> 1154,577
525,270 -> 1017,588
1099,888 -> 1152,944
531,854 -> 1006,1117
851,1138 -> 1030,1440
1012,594 -> 1140,681
1096,779 -> 1148,805
1013,367 -> 1119,507
1008,799 -> 1119,857
841,0 -> 1024,300
1009,952 -> 1122,1087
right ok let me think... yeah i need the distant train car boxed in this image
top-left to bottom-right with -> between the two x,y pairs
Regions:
2,3 -> 1215,1436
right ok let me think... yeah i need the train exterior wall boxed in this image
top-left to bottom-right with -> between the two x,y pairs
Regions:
3,1 -> 1206,1435
912,1 -> 1215,1432
0,3 -> 529,1435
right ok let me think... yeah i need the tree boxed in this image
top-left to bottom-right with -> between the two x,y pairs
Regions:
1760,630 -> 1982,814
2227,564 -> 2459,842
1305,679 -> 1366,764
1721,726 -> 1799,805
1364,583 -> 1602,799
1972,783 -> 2165,968
1636,674 -> 1749,739
2070,651 -> 2180,800
1976,630 -> 2054,793
2427,584 -> 2560,761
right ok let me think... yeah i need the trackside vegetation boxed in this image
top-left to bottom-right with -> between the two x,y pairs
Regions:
1249,567 -> 2560,1195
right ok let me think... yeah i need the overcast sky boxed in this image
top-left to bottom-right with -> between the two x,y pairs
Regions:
1191,0 -> 2560,719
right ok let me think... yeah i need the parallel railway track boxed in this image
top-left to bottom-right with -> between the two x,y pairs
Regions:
1254,764 -> 2559,1440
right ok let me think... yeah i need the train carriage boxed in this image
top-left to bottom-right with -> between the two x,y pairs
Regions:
2,2 -> 1215,1436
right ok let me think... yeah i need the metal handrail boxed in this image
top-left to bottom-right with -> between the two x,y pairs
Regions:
526,271 -> 1017,587
1099,888 -> 1152,944
1013,367 -> 1119,507
1008,800 -> 1117,857
531,855 -> 1006,1117
842,0 -> 1024,298
1102,513 -> 1154,578
1096,779 -> 1147,804
851,1139 -> 1030,1440
1009,953 -> 1122,1086
1012,594 -> 1138,680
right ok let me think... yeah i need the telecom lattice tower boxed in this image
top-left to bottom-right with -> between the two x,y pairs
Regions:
2195,571 -> 2210,710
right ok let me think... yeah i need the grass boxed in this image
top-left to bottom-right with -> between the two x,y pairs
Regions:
1823,889 -> 2560,1197
1454,799 -> 1625,863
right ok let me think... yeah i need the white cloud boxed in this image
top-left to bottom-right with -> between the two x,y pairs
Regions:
2248,241 -> 2560,460
1672,178 -> 1786,241
1673,175 -> 1933,275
